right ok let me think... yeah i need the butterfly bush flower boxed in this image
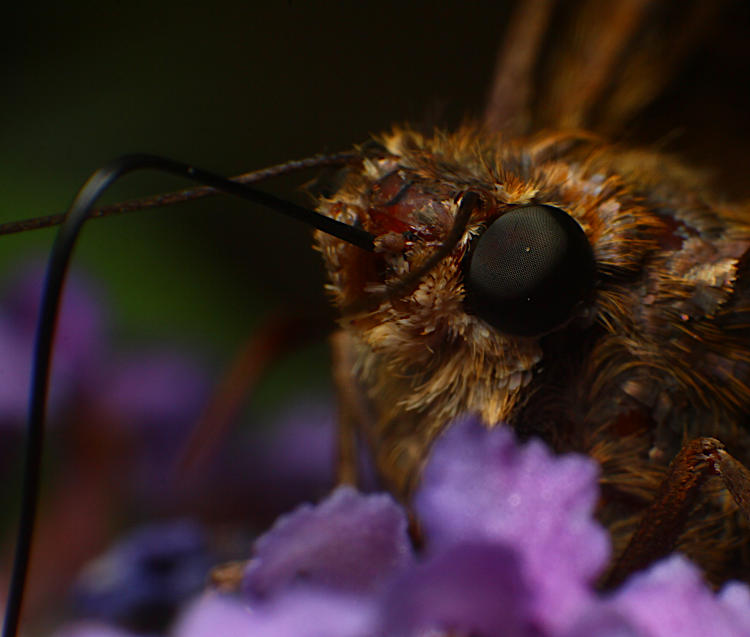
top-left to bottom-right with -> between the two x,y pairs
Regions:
224,401 -> 379,524
0,262 -> 211,441
92,349 -> 212,503
0,262 -> 107,427
174,589 -> 377,637
231,402 -> 338,519
413,417 -> 610,633
171,415 -> 750,637
0,261 -> 228,627
72,520 -> 214,632
0,261 -> 213,481
242,487 -> 414,598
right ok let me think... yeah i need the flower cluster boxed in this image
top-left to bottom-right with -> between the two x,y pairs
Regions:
0,262 -> 211,445
60,415 -> 750,637
0,263 -> 107,429
72,521 -> 214,632
0,263 -> 219,625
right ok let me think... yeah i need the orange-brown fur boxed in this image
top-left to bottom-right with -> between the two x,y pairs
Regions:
315,126 -> 750,583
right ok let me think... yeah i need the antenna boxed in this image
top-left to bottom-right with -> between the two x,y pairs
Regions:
0,152 -> 360,236
1,153 -> 375,637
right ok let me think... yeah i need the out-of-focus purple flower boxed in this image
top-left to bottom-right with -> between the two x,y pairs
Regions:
558,607 -> 641,637
196,400 -> 378,525
608,554 -> 750,637
91,349 -> 213,500
720,582 -> 750,628
95,351 -> 211,433
3,263 -> 107,375
415,415 -> 609,632
0,262 -> 107,425
140,415 -> 750,637
233,401 -> 337,518
175,590 -> 376,637
560,555 -> 750,637
251,402 -> 336,486
172,594 -> 253,637
380,541 -> 539,637
0,313 -> 35,424
72,520 -> 214,632
243,486 -> 414,598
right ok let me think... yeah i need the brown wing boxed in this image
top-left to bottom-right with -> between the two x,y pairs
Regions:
484,0 -> 727,137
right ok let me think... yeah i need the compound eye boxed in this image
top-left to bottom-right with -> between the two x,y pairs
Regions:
464,205 -> 595,336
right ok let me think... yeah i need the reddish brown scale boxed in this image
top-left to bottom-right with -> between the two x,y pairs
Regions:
366,173 -> 462,243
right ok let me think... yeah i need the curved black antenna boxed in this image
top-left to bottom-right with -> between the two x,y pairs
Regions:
1,154 -> 375,637
0,151 -> 359,236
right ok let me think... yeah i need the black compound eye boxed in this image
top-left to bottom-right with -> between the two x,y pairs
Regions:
464,205 -> 595,336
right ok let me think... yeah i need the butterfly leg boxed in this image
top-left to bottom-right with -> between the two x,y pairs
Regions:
330,330 -> 375,487
602,437 -> 750,587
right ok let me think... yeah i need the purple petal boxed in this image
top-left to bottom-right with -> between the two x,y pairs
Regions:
0,263 -> 108,425
243,486 -> 414,597
414,415 -> 610,631
175,591 -> 375,637
95,350 -> 210,432
212,401 -> 337,524
380,541 -> 540,637
88,350 -> 212,502
0,314 -> 35,424
612,554 -> 750,637
246,401 -> 337,494
251,400 -> 378,492
719,582 -> 750,630
559,606 -> 644,637
73,520 -> 213,631
5,262 -> 107,373
224,401 -> 380,522
173,594 -> 255,637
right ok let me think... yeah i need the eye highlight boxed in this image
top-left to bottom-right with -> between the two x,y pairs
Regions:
464,205 -> 595,337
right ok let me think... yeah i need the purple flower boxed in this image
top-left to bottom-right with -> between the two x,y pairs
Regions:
720,582 -> 750,628
173,594 -> 254,637
0,262 -> 107,426
91,349 -> 213,502
380,541 -> 540,637
560,556 -> 750,637
174,591 -> 376,637
99,415 -> 750,637
72,520 -> 214,632
414,415 -> 610,632
0,260 -> 221,509
243,486 -> 414,597
3,263 -> 107,376
558,608 -> 641,637
95,350 -> 211,433
608,555 -> 750,637
194,399 -> 379,526
233,401 -> 338,518
0,260 -> 213,441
